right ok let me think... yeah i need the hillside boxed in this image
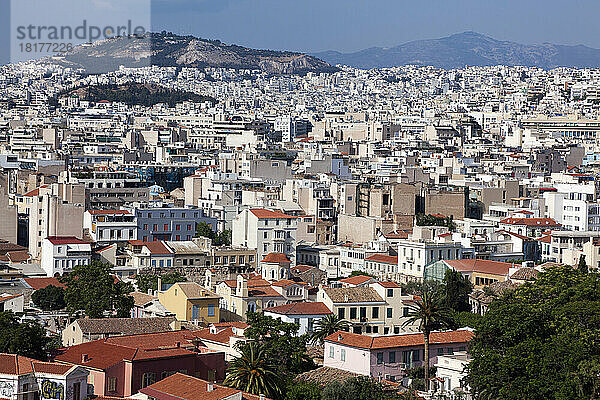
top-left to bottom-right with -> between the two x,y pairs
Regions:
50,32 -> 337,75
312,32 -> 600,69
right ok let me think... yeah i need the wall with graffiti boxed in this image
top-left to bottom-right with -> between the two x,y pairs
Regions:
40,380 -> 64,400
0,380 -> 15,398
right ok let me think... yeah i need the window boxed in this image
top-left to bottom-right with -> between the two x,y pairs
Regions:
372,307 -> 379,318
338,308 -> 345,319
208,304 -> 215,317
153,224 -> 158,231
387,308 -> 392,318
387,288 -> 394,297
164,224 -> 169,231
389,351 -> 396,364
141,372 -> 156,388
108,377 -> 117,392
437,348 -> 444,356
359,307 -> 366,319
447,347 -> 454,355
350,307 -> 357,319
340,348 -> 346,361
372,326 -> 378,333
377,352 -> 384,364
329,346 -> 334,358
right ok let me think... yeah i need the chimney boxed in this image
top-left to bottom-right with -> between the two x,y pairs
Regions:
175,341 -> 181,348
259,395 -> 265,400
344,293 -> 349,302
157,277 -> 162,292
338,333 -> 343,341
207,382 -> 214,392
81,354 -> 89,363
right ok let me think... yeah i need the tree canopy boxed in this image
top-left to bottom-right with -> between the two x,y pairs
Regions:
467,266 -> 600,399
441,269 -> 472,312
136,271 -> 187,293
0,311 -> 51,360
61,261 -> 134,318
244,312 -> 315,378
31,285 -> 65,311
195,221 -> 232,246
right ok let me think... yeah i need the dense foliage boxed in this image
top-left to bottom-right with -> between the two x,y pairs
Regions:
309,314 -> 350,344
440,269 -> 473,312
416,213 -> 456,231
31,285 -> 66,311
467,266 -> 600,399
59,83 -> 216,107
224,342 -> 282,399
136,271 -> 187,293
61,261 -> 134,318
321,377 -> 385,400
196,221 -> 232,246
0,311 -> 51,360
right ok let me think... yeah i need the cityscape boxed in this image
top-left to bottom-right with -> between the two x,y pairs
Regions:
1,1 -> 600,400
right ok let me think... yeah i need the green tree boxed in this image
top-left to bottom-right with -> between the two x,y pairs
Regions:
224,342 -> 282,399
403,288 -> 455,391
136,271 -> 187,293
244,312 -> 315,377
61,261 -> 134,318
0,311 -> 50,360
321,376 -> 385,400
441,269 -> 472,312
578,255 -> 588,274
31,285 -> 65,311
214,229 -> 232,246
309,314 -> 350,344
466,266 -> 600,399
196,221 -> 216,240
284,381 -> 321,400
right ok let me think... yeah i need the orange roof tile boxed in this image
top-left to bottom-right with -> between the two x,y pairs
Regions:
249,209 -> 296,219
444,259 -> 512,276
261,253 -> 291,264
325,329 -> 474,350
264,302 -> 332,315
364,254 -> 397,264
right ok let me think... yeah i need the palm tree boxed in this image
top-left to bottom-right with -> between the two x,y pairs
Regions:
224,342 -> 282,398
309,314 -> 350,344
403,287 -> 454,391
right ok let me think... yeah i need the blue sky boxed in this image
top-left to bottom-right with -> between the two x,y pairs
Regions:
150,0 -> 600,53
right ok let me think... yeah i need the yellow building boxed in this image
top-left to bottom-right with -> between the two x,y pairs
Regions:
158,281 -> 221,323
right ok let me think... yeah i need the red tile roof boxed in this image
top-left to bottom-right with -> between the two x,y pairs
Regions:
325,329 -> 474,350
24,277 -> 66,290
87,210 -> 131,215
264,302 -> 332,315
365,254 -> 397,264
0,354 -> 72,376
261,253 -> 291,264
143,241 -> 173,255
6,251 -> 30,263
375,281 -> 401,288
249,209 -> 297,219
444,259 -> 512,277
0,294 -> 23,302
338,275 -> 376,286
46,236 -> 90,245
139,373 -> 263,400
499,217 -> 559,226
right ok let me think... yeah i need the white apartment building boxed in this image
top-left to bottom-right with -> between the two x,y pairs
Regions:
544,189 -> 600,232
232,208 -> 297,265
83,209 -> 137,244
41,236 -> 92,277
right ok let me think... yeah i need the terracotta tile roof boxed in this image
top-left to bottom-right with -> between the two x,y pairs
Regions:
175,282 -> 219,299
264,301 -> 332,315
338,275 -> 376,286
537,235 -> 551,243
23,185 -> 48,197
144,241 -> 173,255
325,329 -> 474,350
87,210 -> 131,215
271,279 -> 307,288
24,277 -> 66,290
0,294 -> 23,302
54,341 -> 138,370
375,281 -> 401,288
510,267 -> 539,281
31,361 -> 73,375
139,372 -> 262,400
496,229 -> 531,241
0,353 -> 35,375
211,321 -> 249,329
46,236 -> 90,245
75,317 -> 175,336
444,259 -> 512,277
193,327 -> 237,345
0,242 -> 27,254
249,209 -> 297,219
499,217 -> 560,226
261,252 -> 291,263
6,251 -> 30,263
130,291 -> 157,306
364,254 -> 398,264
248,287 -> 285,298
323,287 -> 384,303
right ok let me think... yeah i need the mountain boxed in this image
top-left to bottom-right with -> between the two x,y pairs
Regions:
312,32 -> 600,69
50,32 -> 337,75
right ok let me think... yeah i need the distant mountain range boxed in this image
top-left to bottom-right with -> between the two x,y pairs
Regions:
312,32 -> 600,69
49,32 -> 337,75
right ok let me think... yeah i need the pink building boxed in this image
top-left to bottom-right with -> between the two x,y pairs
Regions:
323,328 -> 474,382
